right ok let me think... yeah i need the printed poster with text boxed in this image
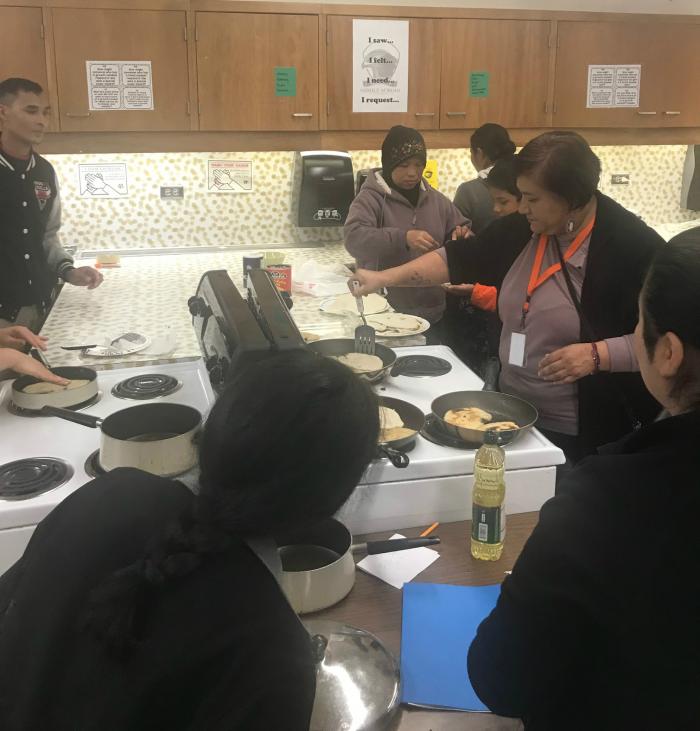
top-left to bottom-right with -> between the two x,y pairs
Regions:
352,19 -> 409,113
207,160 -> 254,194
86,61 -> 154,111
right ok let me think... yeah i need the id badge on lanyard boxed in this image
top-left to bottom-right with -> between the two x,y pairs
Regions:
508,332 -> 527,367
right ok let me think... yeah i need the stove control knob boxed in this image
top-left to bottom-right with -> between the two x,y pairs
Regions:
188,296 -> 211,318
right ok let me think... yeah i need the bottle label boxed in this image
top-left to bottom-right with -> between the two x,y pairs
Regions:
472,504 -> 505,544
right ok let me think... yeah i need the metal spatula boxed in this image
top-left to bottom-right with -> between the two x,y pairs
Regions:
351,281 -> 376,355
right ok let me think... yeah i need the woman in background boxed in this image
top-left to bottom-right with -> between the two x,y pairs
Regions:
0,351 -> 379,731
468,228 -> 700,729
453,123 -> 516,233
344,125 -> 469,341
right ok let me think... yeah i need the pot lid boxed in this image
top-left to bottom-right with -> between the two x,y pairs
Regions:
303,619 -> 400,731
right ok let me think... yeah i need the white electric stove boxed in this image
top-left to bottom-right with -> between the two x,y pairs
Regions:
0,359 -> 216,575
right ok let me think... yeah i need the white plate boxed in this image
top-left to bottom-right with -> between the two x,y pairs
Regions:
319,292 -> 389,316
365,313 -> 431,338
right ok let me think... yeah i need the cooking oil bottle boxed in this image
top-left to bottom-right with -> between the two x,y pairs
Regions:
470,431 -> 506,561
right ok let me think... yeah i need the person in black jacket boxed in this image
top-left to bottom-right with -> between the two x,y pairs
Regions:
0,77 -> 102,332
0,350 -> 380,731
352,132 -> 663,462
467,227 -> 700,730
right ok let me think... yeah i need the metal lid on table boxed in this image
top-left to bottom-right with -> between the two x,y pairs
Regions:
304,619 -> 400,731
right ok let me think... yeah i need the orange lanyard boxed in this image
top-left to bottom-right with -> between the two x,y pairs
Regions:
520,217 -> 595,328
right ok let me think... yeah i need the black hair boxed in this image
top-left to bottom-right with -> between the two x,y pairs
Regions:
0,78 -> 43,104
514,131 -> 601,210
641,227 -> 700,409
470,123 -> 516,164
80,350 -> 379,656
485,156 -> 521,199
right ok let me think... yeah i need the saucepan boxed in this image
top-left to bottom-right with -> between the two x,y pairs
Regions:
41,402 -> 201,476
11,366 -> 98,412
276,517 -> 439,614
376,396 -> 425,468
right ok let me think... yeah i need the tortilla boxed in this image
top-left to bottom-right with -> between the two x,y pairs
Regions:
301,331 -> 321,343
23,378 -> 90,395
366,312 -> 424,335
333,352 -> 383,374
379,426 -> 417,443
444,407 -> 519,432
323,293 -> 388,316
444,407 -> 493,429
379,405 -> 403,430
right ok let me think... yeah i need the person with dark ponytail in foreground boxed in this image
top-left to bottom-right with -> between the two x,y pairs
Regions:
468,228 -> 700,729
0,350 -> 379,731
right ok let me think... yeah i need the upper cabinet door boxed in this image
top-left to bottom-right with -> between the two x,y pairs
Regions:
52,8 -> 190,132
325,16 -> 441,131
196,12 -> 319,131
655,24 -> 700,127
440,19 -> 552,130
553,21 -> 665,128
0,7 -> 48,93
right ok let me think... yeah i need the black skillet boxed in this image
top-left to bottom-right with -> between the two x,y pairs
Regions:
377,396 -> 425,468
430,359 -> 538,447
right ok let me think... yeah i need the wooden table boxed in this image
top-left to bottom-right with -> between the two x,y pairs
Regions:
311,513 -> 539,731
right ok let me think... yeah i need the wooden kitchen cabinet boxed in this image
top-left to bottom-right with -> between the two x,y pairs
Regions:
196,12 -> 319,131
325,15 -> 441,131
51,8 -> 190,132
0,7 -> 49,94
439,19 -> 552,130
553,20 -> 700,128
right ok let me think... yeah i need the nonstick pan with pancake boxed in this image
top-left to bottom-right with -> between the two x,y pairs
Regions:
377,396 -> 425,468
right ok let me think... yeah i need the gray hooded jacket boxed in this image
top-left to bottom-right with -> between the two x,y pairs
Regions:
344,169 -> 468,323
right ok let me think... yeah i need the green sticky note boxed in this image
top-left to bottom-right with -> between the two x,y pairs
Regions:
469,71 -> 490,98
275,67 -> 297,97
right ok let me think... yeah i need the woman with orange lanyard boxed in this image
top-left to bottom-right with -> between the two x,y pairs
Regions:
351,132 -> 664,465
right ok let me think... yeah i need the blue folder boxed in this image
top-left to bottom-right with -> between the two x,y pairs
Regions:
400,582 -> 501,712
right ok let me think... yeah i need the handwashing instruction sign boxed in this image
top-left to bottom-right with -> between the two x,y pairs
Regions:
353,19 -> 409,113
587,65 -> 641,108
86,61 -> 154,111
207,160 -> 254,193
78,163 -> 129,199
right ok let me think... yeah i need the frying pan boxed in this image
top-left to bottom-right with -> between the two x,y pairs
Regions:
377,396 -> 425,468
308,339 -> 395,384
276,517 -> 440,613
11,366 -> 98,412
430,357 -> 538,447
40,402 -> 201,476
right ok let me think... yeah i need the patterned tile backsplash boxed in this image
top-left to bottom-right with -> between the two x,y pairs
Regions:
45,144 -> 700,252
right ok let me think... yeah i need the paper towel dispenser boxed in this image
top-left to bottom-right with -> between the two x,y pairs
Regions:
355,169 -> 371,196
681,145 -> 700,211
292,151 -> 354,227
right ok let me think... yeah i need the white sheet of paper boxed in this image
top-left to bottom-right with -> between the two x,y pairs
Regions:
508,332 -> 526,367
357,533 -> 440,590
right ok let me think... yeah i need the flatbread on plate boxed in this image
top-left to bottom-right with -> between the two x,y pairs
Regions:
366,312 -> 427,336
321,293 -> 388,316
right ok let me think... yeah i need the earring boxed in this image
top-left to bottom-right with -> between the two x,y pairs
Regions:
566,219 -> 575,233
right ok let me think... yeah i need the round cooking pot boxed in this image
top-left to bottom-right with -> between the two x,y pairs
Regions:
276,517 -> 439,614
12,366 -> 98,412
41,402 -> 201,476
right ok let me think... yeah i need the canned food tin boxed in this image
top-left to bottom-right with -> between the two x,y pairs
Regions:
266,264 -> 292,293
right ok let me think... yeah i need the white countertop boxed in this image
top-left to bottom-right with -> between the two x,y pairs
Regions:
40,245 -> 358,369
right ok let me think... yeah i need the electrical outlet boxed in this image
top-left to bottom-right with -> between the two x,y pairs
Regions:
611,174 -> 630,185
160,186 -> 184,199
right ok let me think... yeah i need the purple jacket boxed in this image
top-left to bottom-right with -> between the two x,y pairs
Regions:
344,169 -> 468,323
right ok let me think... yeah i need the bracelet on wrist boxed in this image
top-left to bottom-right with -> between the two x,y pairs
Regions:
591,341 -> 601,374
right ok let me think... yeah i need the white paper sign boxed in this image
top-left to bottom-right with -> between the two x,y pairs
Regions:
78,163 -> 129,199
87,61 -> 154,111
352,19 -> 409,113
207,160 -> 254,194
587,65 -> 640,109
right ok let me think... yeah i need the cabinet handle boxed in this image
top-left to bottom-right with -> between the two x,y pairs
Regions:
65,112 -> 91,118
636,111 -> 657,116
664,111 -> 681,116
414,112 -> 435,117
292,113 -> 313,118
446,112 -> 466,117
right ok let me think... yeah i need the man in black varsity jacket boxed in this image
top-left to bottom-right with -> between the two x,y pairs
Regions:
0,77 -> 103,332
